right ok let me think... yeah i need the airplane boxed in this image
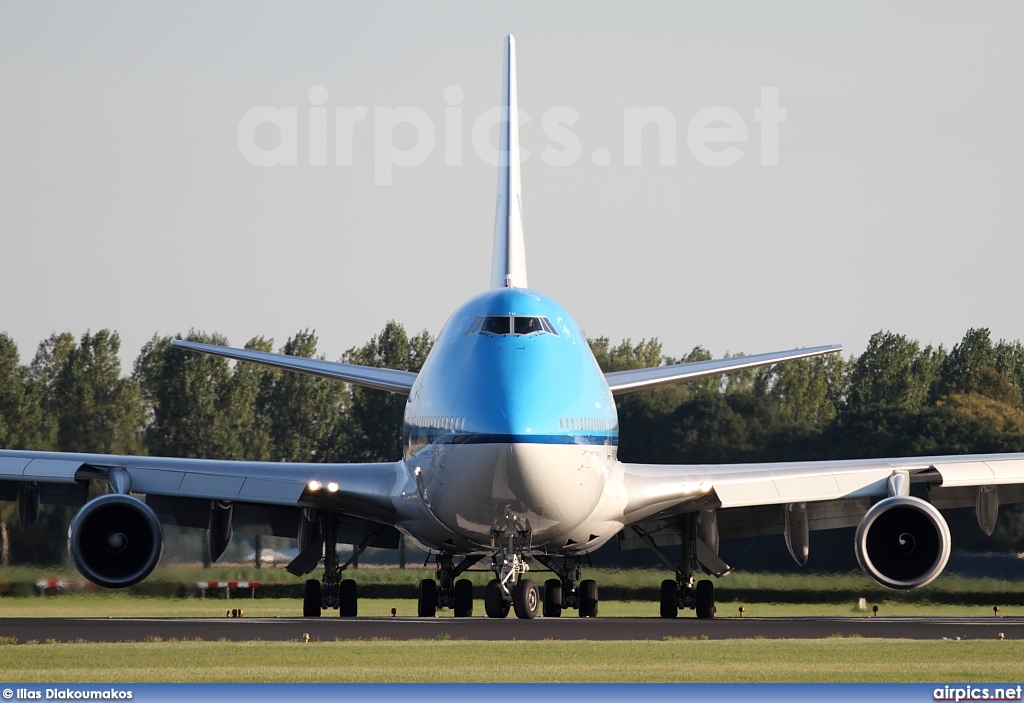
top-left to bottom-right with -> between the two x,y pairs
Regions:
3,35 -> 1024,620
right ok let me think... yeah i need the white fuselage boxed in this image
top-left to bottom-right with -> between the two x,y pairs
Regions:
392,287 -> 628,556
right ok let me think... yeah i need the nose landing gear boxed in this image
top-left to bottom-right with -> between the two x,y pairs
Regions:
485,525 -> 534,618
484,520 -> 553,619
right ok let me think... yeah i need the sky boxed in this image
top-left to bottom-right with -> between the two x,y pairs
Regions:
2,2 -> 1022,371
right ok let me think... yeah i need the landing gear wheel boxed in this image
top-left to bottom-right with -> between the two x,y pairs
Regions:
513,578 -> 540,619
303,579 -> 321,618
579,579 -> 598,618
417,579 -> 437,617
543,579 -> 562,618
695,580 -> 715,619
660,579 -> 678,618
453,579 -> 474,618
484,579 -> 510,619
338,579 -> 358,617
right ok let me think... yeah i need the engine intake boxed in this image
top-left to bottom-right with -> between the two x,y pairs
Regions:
68,493 -> 163,588
854,495 -> 950,590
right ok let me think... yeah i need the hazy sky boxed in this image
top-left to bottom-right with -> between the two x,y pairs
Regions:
2,2 -> 1022,371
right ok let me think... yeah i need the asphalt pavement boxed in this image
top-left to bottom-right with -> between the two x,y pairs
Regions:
0,615 -> 1020,642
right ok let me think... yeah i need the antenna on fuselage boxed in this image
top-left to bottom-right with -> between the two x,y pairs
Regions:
490,34 -> 527,290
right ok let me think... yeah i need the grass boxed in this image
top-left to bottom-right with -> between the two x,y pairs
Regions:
3,573 -> 1022,683
0,638 -> 1021,682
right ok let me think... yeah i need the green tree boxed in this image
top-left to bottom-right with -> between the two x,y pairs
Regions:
261,330 -> 347,463
23,332 -> 77,451
665,391 -> 779,464
937,328 -> 996,398
339,322 -> 432,462
993,339 -> 1024,401
227,337 -> 277,462
134,331 -> 236,459
51,330 -> 143,454
847,331 -> 944,413
767,353 -> 848,428
589,336 -> 663,372
0,333 -> 26,449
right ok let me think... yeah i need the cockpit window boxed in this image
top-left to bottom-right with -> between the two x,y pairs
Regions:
480,316 -> 511,335
467,315 -> 559,337
513,316 -> 541,335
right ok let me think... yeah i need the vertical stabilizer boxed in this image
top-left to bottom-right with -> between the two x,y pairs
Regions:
490,34 -> 527,290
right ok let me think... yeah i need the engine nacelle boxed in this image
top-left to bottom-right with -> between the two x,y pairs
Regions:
854,495 -> 950,590
68,493 -> 163,589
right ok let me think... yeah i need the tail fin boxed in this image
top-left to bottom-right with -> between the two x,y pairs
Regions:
490,34 -> 527,290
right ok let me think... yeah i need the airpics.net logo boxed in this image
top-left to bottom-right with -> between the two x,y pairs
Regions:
236,85 -> 786,185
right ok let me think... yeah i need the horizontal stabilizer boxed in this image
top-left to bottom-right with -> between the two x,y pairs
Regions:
605,344 -> 843,395
171,340 -> 417,394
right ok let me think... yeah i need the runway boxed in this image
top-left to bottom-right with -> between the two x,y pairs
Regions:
1,615 -> 1021,642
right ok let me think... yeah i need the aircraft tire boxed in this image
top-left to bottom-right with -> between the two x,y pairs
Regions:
543,579 -> 562,617
695,580 -> 716,619
339,579 -> 358,617
303,579 -> 321,618
512,578 -> 540,619
579,579 -> 598,618
417,579 -> 437,617
659,579 -> 678,618
484,579 -> 510,618
453,578 -> 474,617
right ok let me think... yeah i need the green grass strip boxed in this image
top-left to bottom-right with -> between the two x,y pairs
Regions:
0,639 -> 1022,682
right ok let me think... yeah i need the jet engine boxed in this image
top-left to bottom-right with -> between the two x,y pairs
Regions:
68,493 -> 163,588
854,495 -> 950,590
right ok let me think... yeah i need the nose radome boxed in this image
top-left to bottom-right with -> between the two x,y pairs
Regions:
505,443 -> 605,534
505,444 -> 550,504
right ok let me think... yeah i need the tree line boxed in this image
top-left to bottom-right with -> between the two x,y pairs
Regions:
2,323 -> 1024,566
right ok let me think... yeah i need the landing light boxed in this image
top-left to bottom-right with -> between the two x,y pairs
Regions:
307,480 -> 322,492
327,482 -> 339,493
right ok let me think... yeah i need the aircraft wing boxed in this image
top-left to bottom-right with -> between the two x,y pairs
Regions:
604,344 -> 843,395
619,452 -> 1024,541
170,340 -> 417,394
0,448 -> 403,537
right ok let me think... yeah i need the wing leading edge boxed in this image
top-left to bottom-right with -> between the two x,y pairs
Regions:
0,448 -> 402,523
618,452 -> 1024,525
604,344 -> 843,395
171,340 -> 417,394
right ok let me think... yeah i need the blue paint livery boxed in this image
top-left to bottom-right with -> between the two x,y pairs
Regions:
404,288 -> 618,458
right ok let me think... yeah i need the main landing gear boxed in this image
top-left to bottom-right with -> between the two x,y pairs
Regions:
533,555 -> 598,618
632,514 -> 718,619
415,554 -> 483,617
659,575 -> 715,619
298,512 -> 375,618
